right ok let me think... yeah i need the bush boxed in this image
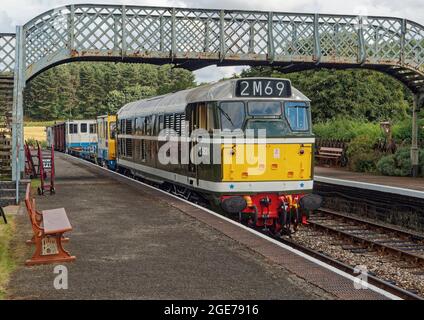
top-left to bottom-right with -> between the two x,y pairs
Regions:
376,155 -> 397,176
346,135 -> 381,172
313,118 -> 383,142
26,138 -> 47,149
376,147 -> 413,176
392,118 -> 424,144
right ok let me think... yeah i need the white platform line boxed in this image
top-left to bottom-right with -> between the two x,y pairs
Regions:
64,154 -> 402,300
315,175 -> 424,200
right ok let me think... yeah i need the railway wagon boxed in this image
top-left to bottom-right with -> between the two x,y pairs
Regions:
50,120 -> 98,155
116,77 -> 321,235
97,114 -> 117,170
64,120 -> 97,161
52,122 -> 66,152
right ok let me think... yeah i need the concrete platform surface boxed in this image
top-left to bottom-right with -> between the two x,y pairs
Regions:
7,153 -> 334,300
315,166 -> 424,192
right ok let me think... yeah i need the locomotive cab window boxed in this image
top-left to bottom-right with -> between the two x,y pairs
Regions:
110,122 -> 116,139
245,119 -> 290,137
81,123 -> 87,133
285,102 -> 309,131
247,101 -> 282,116
218,101 -> 245,131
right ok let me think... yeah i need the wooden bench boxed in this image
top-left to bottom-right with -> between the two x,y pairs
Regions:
24,184 -> 75,266
315,147 -> 345,167
24,185 -> 69,245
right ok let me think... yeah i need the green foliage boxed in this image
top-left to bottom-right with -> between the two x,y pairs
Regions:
392,118 -> 424,143
241,67 -> 413,122
346,135 -> 381,172
26,138 -> 47,149
421,149 -> 424,176
24,63 -> 195,120
313,118 -> 383,141
376,148 -> 414,176
0,216 -> 15,299
375,155 -> 396,176
24,121 -> 58,127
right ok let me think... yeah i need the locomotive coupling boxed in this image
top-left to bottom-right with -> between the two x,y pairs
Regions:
259,196 -> 272,207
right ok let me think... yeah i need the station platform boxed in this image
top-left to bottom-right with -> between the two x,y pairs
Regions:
315,166 -> 424,197
6,154 -> 390,300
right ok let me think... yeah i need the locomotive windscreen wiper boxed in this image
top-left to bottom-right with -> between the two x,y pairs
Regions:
217,105 -> 235,127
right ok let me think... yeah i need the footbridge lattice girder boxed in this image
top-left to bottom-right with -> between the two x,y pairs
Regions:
0,4 -> 424,189
0,5 -> 424,90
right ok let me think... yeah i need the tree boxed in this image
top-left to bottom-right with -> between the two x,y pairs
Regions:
24,62 -> 195,121
241,67 -> 413,123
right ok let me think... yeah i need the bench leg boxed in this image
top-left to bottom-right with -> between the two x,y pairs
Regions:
26,235 -> 69,245
25,233 -> 76,266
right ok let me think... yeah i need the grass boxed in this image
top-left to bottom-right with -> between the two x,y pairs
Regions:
24,127 -> 46,142
0,215 -> 16,300
30,178 -> 41,190
24,120 -> 62,127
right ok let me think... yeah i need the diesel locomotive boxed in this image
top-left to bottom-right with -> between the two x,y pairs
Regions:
115,78 -> 321,235
48,77 -> 321,235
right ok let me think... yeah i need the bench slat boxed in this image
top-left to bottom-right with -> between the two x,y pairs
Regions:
319,147 -> 344,152
317,153 -> 342,156
42,208 -> 72,234
315,155 -> 340,159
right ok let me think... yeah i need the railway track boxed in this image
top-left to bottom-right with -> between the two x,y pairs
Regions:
308,208 -> 424,267
277,236 -> 423,300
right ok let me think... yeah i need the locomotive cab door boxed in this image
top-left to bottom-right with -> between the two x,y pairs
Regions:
186,103 -> 214,187
186,104 -> 198,186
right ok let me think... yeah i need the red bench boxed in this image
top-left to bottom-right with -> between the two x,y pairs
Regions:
24,184 -> 75,266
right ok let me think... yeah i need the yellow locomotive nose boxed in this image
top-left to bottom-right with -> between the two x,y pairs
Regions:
221,143 -> 312,182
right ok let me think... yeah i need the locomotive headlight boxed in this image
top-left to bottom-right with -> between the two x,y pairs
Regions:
299,144 -> 305,155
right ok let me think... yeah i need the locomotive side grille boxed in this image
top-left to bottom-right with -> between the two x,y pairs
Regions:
180,114 -> 186,135
141,139 -> 146,161
175,114 -> 182,136
125,119 -> 132,134
125,138 -> 132,157
165,115 -> 171,135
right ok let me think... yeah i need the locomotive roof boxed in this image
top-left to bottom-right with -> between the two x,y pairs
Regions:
117,78 -> 310,119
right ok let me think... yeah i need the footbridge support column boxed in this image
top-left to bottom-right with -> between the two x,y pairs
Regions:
11,25 -> 25,203
411,92 -> 424,177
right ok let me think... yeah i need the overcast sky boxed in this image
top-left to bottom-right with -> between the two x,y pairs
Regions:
1,0 -> 423,83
